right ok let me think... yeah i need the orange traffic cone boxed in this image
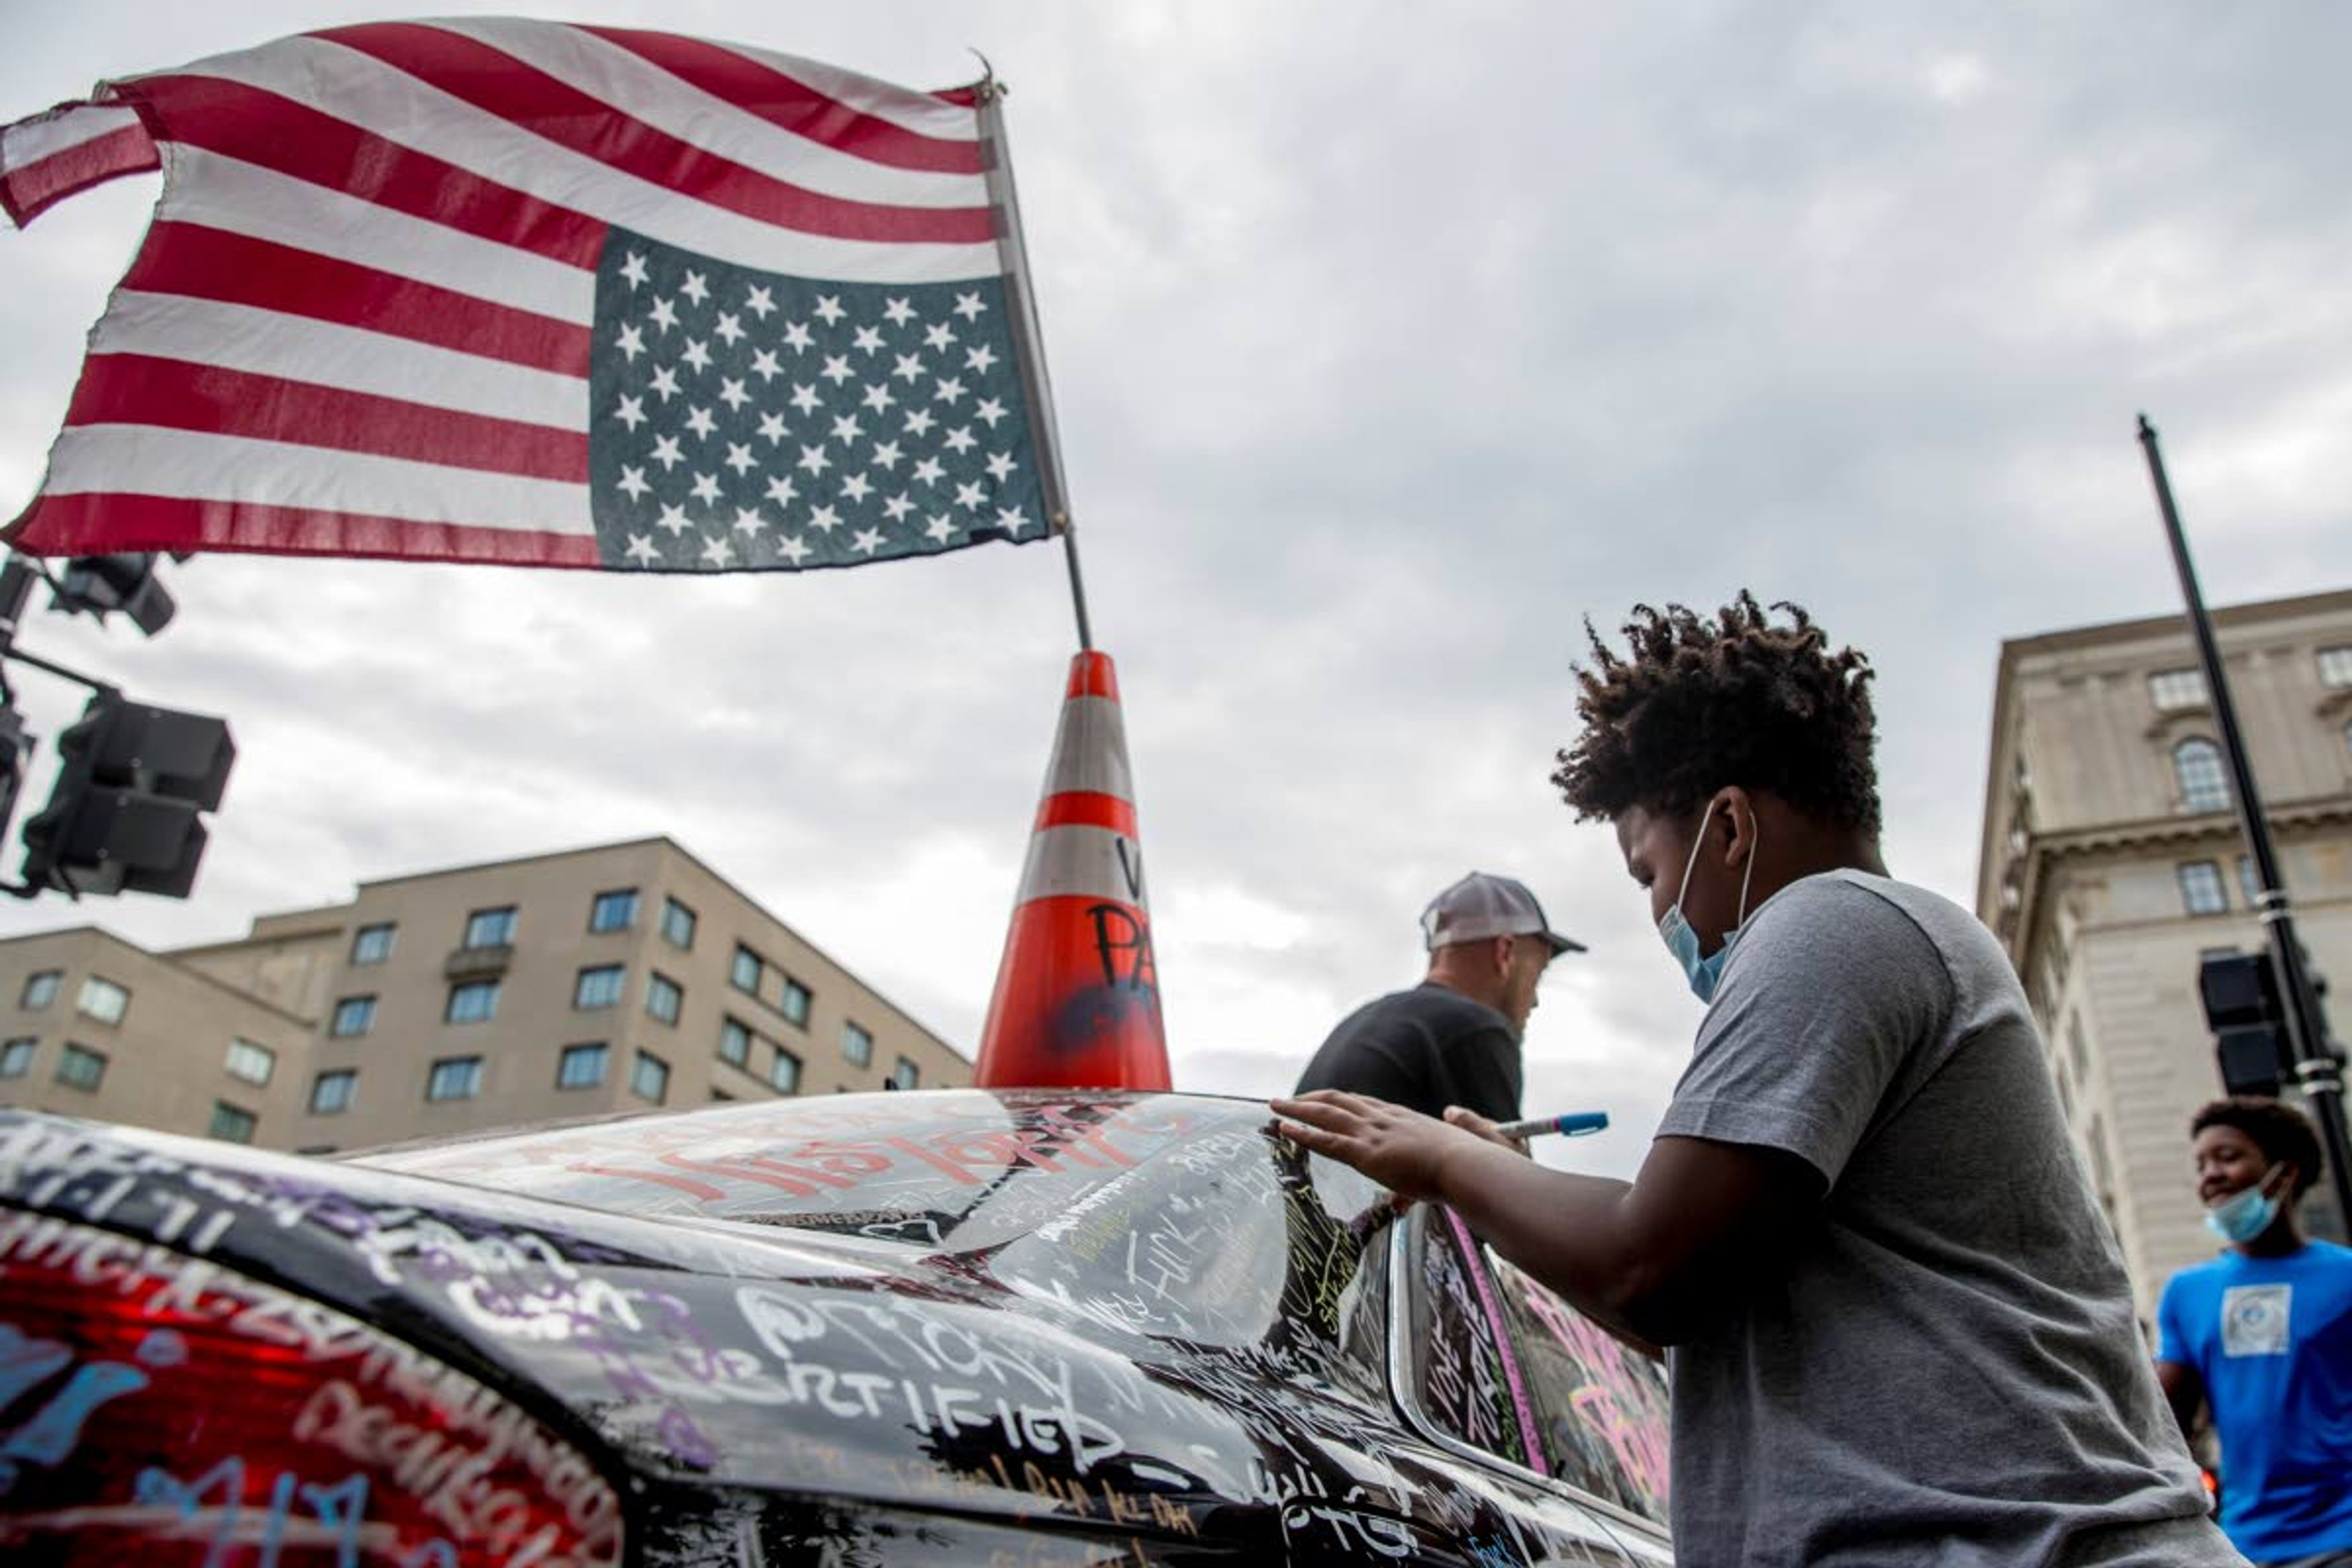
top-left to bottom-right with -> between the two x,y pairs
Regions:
972,650 -> 1170,1090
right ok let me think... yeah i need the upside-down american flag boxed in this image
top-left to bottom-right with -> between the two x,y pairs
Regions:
0,20 -> 1067,573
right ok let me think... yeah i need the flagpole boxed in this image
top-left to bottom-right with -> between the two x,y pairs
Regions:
972,69 -> 1092,651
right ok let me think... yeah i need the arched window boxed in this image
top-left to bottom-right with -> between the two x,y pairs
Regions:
2173,738 -> 2229,813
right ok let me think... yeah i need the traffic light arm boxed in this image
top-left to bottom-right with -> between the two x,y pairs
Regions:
0,643 -> 120,701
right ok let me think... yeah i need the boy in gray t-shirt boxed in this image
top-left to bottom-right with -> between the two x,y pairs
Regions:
1276,594 -> 2242,1566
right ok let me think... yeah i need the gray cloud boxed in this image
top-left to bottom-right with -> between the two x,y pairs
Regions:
5,3 -> 2350,1177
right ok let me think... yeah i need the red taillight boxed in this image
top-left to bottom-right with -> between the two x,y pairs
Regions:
0,1212 -> 624,1567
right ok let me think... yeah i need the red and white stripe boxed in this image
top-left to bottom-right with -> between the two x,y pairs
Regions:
1,21 -> 1003,568
1014,658 -> 1147,907
0,104 -> 157,227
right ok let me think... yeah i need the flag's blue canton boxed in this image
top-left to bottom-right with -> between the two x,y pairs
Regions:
587,231 -> 1047,572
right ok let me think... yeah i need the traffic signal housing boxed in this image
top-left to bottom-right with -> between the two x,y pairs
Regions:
53,554 -> 177,637
18,692 -> 234,898
2199,951 -> 2286,1098
0,706 -> 31,845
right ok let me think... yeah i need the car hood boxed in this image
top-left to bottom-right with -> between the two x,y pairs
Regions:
0,1094 -> 1399,1550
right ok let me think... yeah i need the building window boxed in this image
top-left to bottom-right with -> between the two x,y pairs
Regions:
573,964 -> 626,1009
0,1039 -> 34,1078
76,976 -> 129,1025
56,1043 -> 106,1092
646,972 -> 684,1026
2147,668 -> 2206,711
557,1042 -> 609,1090
427,1057 -> 483,1101
729,944 -> 763,995
208,1102 -> 258,1144
842,1020 -> 873,1069
719,1016 -> 752,1067
2237,856 -> 2266,908
462,906 -> 518,949
660,896 -> 697,949
781,978 -> 812,1028
890,1056 -> 920,1091
771,1046 -> 801,1093
350,923 -> 396,965
330,995 -> 377,1038
589,888 -> 639,933
631,1050 -> 669,1104
19,970 -> 60,1010
2173,738 -> 2230,813
224,1039 -> 276,1087
2177,861 -> 2228,917
2319,645 -> 2352,688
310,1069 -> 357,1115
445,980 -> 500,1024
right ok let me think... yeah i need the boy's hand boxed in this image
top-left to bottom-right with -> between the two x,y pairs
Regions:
1442,1104 -> 1530,1156
1269,1090 -> 1492,1205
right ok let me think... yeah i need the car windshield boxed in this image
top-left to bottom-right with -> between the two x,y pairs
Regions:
358,1090 -> 1391,1349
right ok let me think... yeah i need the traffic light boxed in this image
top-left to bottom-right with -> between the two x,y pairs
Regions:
53,554 -> 176,637
0,706 -> 30,842
18,692 -> 234,898
2199,951 -> 2286,1098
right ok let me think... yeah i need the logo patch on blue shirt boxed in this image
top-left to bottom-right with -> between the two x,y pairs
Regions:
2221,1283 -> 2292,1355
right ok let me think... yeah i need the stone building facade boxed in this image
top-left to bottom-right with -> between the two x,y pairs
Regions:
1975,589 -> 2352,1316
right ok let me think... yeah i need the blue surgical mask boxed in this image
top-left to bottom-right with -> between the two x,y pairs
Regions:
2204,1165 -> 2286,1245
1658,799 -> 1758,1004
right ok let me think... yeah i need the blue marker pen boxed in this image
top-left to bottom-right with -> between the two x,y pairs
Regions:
1490,1110 -> 1608,1141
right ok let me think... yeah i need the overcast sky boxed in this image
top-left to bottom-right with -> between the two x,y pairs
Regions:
5,2 -> 2350,1178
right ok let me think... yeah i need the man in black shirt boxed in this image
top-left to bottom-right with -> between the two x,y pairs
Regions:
1294,872 -> 1581,1123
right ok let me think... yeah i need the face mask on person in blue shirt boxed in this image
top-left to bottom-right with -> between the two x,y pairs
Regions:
1658,797 -> 1758,1005
2204,1163 -> 2287,1244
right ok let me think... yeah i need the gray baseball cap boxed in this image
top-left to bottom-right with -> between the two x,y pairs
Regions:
1420,872 -> 1586,955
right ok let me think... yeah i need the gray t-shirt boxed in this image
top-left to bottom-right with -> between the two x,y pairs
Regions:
1656,870 -> 2243,1567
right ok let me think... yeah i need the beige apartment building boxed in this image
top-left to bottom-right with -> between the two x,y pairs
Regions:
1977,589 -> 2352,1316
0,926 -> 316,1145
0,837 -> 970,1153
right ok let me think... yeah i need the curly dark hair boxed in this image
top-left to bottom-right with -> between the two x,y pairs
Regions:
1551,593 -> 1882,833
2193,1096 -> 2325,1196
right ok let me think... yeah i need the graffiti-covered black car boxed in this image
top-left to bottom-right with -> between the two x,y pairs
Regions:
0,1090 -> 1673,1564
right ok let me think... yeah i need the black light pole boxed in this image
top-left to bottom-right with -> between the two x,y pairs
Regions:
2138,414 -> 2352,1238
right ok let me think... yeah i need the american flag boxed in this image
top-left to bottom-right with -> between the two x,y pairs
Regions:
0,20 -> 1063,573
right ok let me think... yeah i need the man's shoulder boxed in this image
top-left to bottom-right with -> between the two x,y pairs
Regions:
1745,870 -> 2006,986
2161,1252 -> 2234,1308
1761,869 -> 1973,936
2290,1239 -> 2352,1279
2167,1251 -> 2233,1286
1371,983 -> 1512,1033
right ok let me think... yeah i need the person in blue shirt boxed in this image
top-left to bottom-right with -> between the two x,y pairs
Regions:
2158,1096 -> 2352,1567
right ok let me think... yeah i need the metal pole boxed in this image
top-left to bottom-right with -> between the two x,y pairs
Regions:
971,74 -> 1092,652
1058,513 -> 1095,653
2137,413 -> 2352,1238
